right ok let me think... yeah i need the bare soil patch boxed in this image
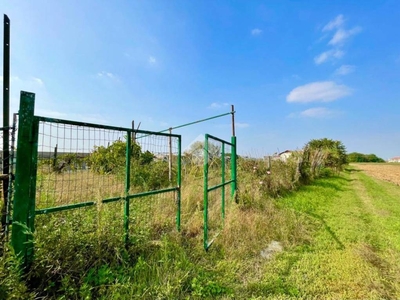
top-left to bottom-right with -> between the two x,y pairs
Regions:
352,163 -> 400,186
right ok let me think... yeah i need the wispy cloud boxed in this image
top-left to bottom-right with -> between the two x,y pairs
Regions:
334,65 -> 355,75
251,28 -> 263,36
148,56 -> 157,65
322,14 -> 345,31
314,50 -> 344,65
300,107 -> 339,118
236,122 -> 250,128
32,77 -> 44,85
208,102 -> 230,109
1,75 -> 31,83
329,26 -> 362,46
97,71 -> 115,79
286,81 -> 352,103
315,15 -> 361,65
288,107 -> 341,119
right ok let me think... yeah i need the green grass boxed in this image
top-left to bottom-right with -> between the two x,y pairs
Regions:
254,168 -> 400,299
2,165 -> 400,299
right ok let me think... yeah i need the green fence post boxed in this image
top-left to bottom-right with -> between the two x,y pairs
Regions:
231,136 -> 237,202
12,91 -> 38,269
124,131 -> 131,245
203,135 -> 209,250
176,136 -> 182,231
221,143 -> 225,220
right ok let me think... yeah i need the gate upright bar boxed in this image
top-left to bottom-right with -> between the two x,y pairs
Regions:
203,133 -> 237,250
12,91 -> 38,268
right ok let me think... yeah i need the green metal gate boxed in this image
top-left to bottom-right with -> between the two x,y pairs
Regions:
203,133 -> 236,250
11,91 -> 182,267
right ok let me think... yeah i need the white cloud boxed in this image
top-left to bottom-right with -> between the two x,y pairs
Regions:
208,102 -> 230,109
251,28 -> 263,36
314,15 -> 361,66
334,65 -> 355,75
314,49 -> 344,65
328,26 -> 362,46
32,77 -> 44,85
236,122 -> 250,128
97,71 -> 115,79
323,15 -> 345,31
288,107 -> 341,119
286,81 -> 352,103
300,107 -> 337,118
148,56 -> 157,65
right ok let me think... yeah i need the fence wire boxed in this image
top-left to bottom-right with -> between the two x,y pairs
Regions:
34,120 -> 180,248
204,137 -> 233,249
1,115 -> 18,241
36,121 -> 127,208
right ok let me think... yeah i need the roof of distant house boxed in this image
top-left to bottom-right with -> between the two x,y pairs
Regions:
278,150 -> 292,156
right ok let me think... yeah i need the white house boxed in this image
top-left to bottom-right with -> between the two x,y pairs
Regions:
388,156 -> 400,163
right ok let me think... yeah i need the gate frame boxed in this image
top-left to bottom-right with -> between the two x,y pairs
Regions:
203,133 -> 237,250
11,91 -> 182,269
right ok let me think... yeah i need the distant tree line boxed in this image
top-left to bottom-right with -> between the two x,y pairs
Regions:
347,152 -> 385,163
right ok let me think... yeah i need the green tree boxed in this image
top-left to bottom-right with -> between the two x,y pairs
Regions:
347,152 -> 385,163
184,141 -> 221,164
86,139 -> 141,174
303,138 -> 347,175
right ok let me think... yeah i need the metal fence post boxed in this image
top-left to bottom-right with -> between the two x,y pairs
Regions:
203,135 -> 209,250
221,143 -> 225,220
176,136 -> 181,231
124,132 -> 131,245
168,128 -> 172,182
231,136 -> 237,202
2,14 -> 11,235
12,91 -> 37,269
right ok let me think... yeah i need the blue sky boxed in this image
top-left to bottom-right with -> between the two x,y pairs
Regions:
1,0 -> 400,159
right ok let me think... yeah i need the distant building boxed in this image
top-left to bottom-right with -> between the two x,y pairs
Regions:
388,156 -> 400,163
278,150 -> 293,162
267,150 -> 293,162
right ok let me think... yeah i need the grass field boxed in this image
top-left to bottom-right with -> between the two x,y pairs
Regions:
258,165 -> 400,299
1,163 -> 400,299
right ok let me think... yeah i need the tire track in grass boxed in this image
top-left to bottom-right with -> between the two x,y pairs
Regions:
260,170 -> 400,299
350,168 -> 400,297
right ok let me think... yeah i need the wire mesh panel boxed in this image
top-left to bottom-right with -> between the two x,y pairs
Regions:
203,134 -> 235,250
31,116 -> 181,254
129,132 -> 181,242
36,121 -> 127,210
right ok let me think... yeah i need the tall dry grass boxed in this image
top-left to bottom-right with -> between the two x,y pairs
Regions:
2,151 -> 336,298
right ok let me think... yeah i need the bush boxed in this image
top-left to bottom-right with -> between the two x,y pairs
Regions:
86,139 -> 173,191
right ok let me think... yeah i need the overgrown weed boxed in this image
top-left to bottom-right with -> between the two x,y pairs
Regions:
3,148 -> 400,298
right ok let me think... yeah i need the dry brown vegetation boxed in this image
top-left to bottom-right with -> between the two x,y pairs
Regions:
352,163 -> 400,185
